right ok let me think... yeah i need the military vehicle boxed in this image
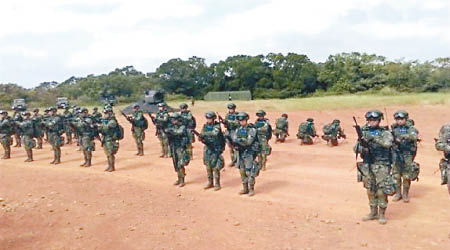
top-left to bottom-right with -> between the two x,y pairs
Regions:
12,99 -> 27,111
121,90 -> 177,115
56,97 -> 69,109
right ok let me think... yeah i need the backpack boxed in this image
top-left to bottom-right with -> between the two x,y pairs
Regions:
299,122 -> 308,135
142,118 -> 148,130
276,118 -> 286,130
323,124 -> 333,134
267,123 -> 273,140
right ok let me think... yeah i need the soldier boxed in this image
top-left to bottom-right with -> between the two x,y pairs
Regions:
99,108 -> 120,172
75,108 -> 96,167
123,104 -> 148,156
273,113 -> 289,143
254,110 -> 272,171
165,113 -> 190,187
354,110 -> 395,225
92,107 -> 102,123
12,110 -> 23,147
391,111 -> 420,202
219,103 -> 239,167
154,103 -> 170,158
231,112 -> 261,196
32,108 -> 44,149
16,111 -> 36,162
62,106 -> 73,144
0,110 -> 12,159
197,112 -> 225,191
179,103 -> 196,160
322,119 -> 346,146
42,108 -> 51,142
297,118 -> 317,145
44,107 -> 64,164
435,122 -> 450,195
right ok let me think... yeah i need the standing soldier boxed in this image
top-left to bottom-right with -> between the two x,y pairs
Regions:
297,118 -> 317,145
273,113 -> 289,143
154,103 -> 170,158
231,112 -> 261,196
219,103 -> 239,167
435,122 -> 450,195
16,111 -> 36,162
99,108 -> 121,172
32,108 -> 44,149
0,110 -> 12,159
122,104 -> 148,156
92,107 -> 102,123
165,113 -> 190,187
322,119 -> 346,146
45,107 -> 64,164
63,106 -> 73,144
197,112 -> 226,191
391,110 -> 420,202
354,110 -> 395,225
76,108 -> 96,167
254,110 -> 272,171
12,110 -> 23,147
179,103 -> 196,160
42,108 -> 51,142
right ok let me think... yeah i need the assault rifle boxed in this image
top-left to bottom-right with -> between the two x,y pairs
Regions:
120,110 -> 134,132
146,112 -> 159,136
353,116 -> 371,181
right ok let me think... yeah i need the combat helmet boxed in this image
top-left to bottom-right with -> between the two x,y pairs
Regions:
227,103 -> 236,109
180,103 -> 188,109
307,118 -> 314,122
365,110 -> 383,120
282,113 -> 288,118
205,111 -> 216,119
256,110 -> 266,117
393,110 -> 409,119
236,112 -> 249,121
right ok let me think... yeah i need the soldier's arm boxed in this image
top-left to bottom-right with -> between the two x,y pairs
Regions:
237,128 -> 256,147
435,125 -> 450,151
373,131 -> 393,148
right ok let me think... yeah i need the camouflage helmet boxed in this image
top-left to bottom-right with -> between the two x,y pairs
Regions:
307,118 -> 314,122
22,111 -> 31,116
179,103 -> 188,109
81,108 -> 88,113
93,107 -> 98,111
236,112 -> 249,121
394,110 -> 409,119
227,103 -> 236,109
205,111 -> 216,119
157,102 -> 166,108
282,113 -> 288,118
33,108 -> 39,112
365,110 -> 383,120
0,110 -> 7,115
50,107 -> 57,111
333,119 -> 340,123
133,103 -> 140,108
103,108 -> 113,114
256,110 -> 266,117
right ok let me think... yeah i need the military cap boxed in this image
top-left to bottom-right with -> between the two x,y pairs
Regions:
282,113 -> 288,118
33,108 -> 39,112
236,112 -> 249,121
256,110 -> 266,117
227,103 -> 236,109
394,110 -> 408,119
205,111 -> 216,119
179,103 -> 188,109
365,110 -> 383,120
307,118 -> 314,122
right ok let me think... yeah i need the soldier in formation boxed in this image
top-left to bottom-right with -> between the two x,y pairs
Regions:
322,119 -> 346,146
75,108 -> 96,167
12,110 -> 23,147
15,111 -> 36,162
273,113 -> 289,143
44,107 -> 64,164
231,112 -> 261,196
354,110 -> 395,225
0,110 -> 12,159
297,118 -> 317,145
179,103 -> 196,160
123,104 -> 148,156
63,106 -> 73,144
99,108 -> 121,172
165,113 -> 190,187
391,110 -> 420,202
220,103 -> 239,167
154,103 -> 170,158
254,110 -> 272,171
32,108 -> 43,149
197,112 -> 225,191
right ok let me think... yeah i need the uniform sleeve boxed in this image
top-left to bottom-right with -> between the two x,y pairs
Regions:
373,130 -> 393,148
237,128 -> 256,147
435,125 -> 450,151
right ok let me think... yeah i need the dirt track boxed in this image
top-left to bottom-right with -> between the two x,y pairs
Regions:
1,105 -> 449,250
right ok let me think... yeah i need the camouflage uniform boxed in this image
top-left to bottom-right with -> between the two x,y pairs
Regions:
254,110 -> 272,171
63,107 -> 73,144
32,109 -> 44,149
179,103 -> 196,160
44,108 -> 64,164
155,103 -> 170,157
198,112 -> 225,191
297,118 -> 317,145
99,109 -> 120,172
435,123 -> 450,191
130,107 -> 147,156
42,108 -> 51,142
322,119 -> 346,146
165,113 -> 190,187
91,107 -> 102,123
0,111 -> 12,159
222,103 -> 239,167
12,111 -> 23,147
274,114 -> 289,143
15,112 -> 36,162
231,112 -> 260,196
354,110 -> 395,224
75,109 -> 96,167
391,111 -> 419,202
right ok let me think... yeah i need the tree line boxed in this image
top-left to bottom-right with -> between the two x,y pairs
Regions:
1,52 -> 449,108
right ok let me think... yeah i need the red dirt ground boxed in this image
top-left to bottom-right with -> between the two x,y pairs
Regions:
1,105 -> 449,250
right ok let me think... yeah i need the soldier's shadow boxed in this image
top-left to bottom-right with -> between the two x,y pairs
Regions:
388,184 -> 432,220
256,179 -> 289,194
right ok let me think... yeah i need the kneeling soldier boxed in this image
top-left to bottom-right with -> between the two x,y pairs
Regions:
297,118 -> 317,145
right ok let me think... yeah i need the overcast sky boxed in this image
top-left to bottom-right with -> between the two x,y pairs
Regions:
0,0 -> 449,88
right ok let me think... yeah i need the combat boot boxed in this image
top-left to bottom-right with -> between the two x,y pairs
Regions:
204,175 -> 213,190
392,185 -> 402,202
214,172 -> 221,191
378,207 -> 387,225
54,149 -> 61,164
362,206 -> 378,221
80,154 -> 87,167
403,186 -> 410,203
173,176 -> 180,186
85,152 -> 92,167
239,183 -> 249,195
24,150 -> 33,162
248,184 -> 255,196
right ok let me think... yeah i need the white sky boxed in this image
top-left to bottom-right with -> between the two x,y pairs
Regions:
0,0 -> 449,87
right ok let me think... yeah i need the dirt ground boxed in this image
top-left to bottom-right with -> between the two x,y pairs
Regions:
1,104 -> 449,250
